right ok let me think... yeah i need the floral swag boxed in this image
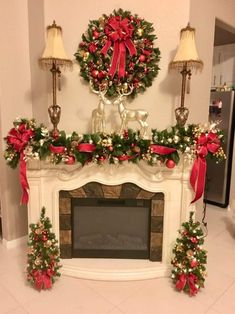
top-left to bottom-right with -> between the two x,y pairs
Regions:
4,118 -> 225,205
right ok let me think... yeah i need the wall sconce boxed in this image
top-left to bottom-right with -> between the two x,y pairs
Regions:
39,21 -> 72,133
170,23 -> 203,126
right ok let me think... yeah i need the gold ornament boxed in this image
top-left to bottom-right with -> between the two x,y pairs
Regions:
99,15 -> 106,28
45,240 -> 52,248
34,258 -> 41,266
186,249 -> 194,257
83,52 -> 90,61
123,82 -> 129,92
35,228 -> 42,235
137,28 -> 144,37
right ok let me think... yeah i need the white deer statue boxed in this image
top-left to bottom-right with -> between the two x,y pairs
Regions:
90,82 -> 111,133
113,86 -> 149,137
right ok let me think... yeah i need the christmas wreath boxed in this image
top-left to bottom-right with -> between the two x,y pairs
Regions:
75,8 -> 161,97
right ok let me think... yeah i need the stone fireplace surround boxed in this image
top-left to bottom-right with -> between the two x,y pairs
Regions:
27,159 -> 194,281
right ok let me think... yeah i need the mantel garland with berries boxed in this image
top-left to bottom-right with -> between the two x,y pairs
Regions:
75,8 -> 161,97
4,117 -> 226,204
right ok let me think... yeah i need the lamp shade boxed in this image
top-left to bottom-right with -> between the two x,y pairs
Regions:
39,21 -> 72,69
170,24 -> 203,71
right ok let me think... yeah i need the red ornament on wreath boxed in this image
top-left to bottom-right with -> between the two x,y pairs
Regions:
166,159 -> 175,169
75,8 -> 161,97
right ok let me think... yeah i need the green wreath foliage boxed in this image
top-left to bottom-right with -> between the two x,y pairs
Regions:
75,8 -> 161,97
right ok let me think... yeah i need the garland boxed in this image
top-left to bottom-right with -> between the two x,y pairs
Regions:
75,8 -> 161,97
4,118 -> 226,204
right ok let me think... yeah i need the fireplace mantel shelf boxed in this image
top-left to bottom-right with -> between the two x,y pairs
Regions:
27,159 -> 194,281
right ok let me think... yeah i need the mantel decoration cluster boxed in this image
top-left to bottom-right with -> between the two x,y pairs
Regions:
75,8 -> 161,97
4,117 -> 225,205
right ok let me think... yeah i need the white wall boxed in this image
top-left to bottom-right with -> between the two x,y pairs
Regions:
42,0 -> 190,133
0,0 -> 33,240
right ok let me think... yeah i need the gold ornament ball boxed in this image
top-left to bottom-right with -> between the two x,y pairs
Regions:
99,15 -> 106,28
137,28 -> 144,37
35,258 -> 41,266
83,52 -> 90,61
123,82 -> 129,92
45,240 -> 52,248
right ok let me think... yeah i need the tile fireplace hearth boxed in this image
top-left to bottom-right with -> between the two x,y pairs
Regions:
27,160 -> 194,281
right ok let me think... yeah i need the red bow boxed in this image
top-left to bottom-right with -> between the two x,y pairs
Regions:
190,132 -> 221,203
150,144 -> 177,155
175,273 -> 198,296
77,143 -> 96,153
7,124 -> 34,204
50,144 -> 66,154
33,270 -> 52,291
101,16 -> 137,78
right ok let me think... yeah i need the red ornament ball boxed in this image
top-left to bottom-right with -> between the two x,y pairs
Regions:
42,235 -> 48,242
108,146 -> 114,152
93,30 -> 99,39
166,159 -> 175,169
139,55 -> 146,62
66,156 -> 75,165
98,71 -> 105,79
52,130 -> 59,140
91,70 -> 99,78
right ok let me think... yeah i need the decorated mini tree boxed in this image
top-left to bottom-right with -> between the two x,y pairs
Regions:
171,211 -> 207,296
27,207 -> 61,291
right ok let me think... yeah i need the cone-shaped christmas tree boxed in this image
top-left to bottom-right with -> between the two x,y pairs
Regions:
171,211 -> 207,296
27,207 -> 61,291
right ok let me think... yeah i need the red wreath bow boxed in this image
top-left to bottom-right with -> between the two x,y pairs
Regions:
176,273 -> 198,296
190,132 -> 221,203
101,16 -> 137,78
7,124 -> 34,204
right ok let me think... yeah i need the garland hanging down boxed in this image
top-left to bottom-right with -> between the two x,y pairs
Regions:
75,8 -> 161,97
4,118 -> 226,204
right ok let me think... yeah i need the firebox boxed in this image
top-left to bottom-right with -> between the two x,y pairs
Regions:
72,198 -> 151,259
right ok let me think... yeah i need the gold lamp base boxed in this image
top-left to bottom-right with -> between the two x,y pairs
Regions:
175,106 -> 189,126
48,104 -> 61,132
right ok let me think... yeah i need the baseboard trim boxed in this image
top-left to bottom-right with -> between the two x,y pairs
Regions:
2,235 -> 27,249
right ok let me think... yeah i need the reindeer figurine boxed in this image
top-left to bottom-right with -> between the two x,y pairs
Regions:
90,82 -> 111,133
113,86 -> 149,138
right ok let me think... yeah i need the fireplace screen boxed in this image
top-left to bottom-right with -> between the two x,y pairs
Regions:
72,198 -> 151,259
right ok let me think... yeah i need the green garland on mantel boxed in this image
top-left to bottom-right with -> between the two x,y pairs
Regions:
4,118 -> 225,169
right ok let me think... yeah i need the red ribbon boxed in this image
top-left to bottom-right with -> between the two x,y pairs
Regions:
190,132 -> 221,203
101,16 -> 137,78
150,144 -> 177,155
175,273 -> 198,296
7,124 -> 34,204
187,273 -> 198,296
175,273 -> 187,291
77,143 -> 96,153
33,270 -> 52,291
50,144 -> 66,154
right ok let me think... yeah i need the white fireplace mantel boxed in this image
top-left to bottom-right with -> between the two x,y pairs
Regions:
27,159 -> 194,281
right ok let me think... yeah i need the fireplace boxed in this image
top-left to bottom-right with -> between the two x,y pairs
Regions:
59,182 -> 164,261
27,160 -> 194,280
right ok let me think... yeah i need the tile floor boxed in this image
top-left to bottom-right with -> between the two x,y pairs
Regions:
0,204 -> 235,314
